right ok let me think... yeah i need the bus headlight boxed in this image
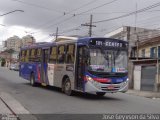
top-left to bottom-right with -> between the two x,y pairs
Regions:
86,75 -> 93,81
123,78 -> 129,85
126,78 -> 129,81
86,75 -> 100,86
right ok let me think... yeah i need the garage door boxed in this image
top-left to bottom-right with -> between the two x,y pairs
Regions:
141,66 -> 156,91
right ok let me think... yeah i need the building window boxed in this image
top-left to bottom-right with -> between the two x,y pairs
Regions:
141,49 -> 145,58
150,47 -> 157,58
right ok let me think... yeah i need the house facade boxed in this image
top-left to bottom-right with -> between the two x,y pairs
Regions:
132,36 -> 160,92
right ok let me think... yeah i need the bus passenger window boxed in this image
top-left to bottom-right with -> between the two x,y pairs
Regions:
66,44 -> 75,64
30,49 -> 36,62
25,50 -> 30,62
21,50 -> 26,62
58,45 -> 65,63
49,46 -> 57,63
36,48 -> 42,62
37,48 -> 41,56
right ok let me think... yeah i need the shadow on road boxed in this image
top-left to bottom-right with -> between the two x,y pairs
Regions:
23,83 -> 121,101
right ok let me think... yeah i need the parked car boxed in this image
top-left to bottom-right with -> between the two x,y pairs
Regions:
9,64 -> 16,70
14,63 -> 19,71
9,63 -> 19,71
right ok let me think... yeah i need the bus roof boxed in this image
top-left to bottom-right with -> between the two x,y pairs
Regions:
21,37 -> 128,50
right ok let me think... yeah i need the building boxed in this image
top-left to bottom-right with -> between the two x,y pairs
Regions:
22,35 -> 36,47
15,39 -> 22,52
131,36 -> 160,92
105,26 -> 160,57
104,26 -> 160,89
0,45 -> 3,52
5,36 -> 21,51
2,35 -> 36,52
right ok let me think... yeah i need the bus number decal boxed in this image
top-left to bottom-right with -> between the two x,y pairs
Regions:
66,65 -> 74,71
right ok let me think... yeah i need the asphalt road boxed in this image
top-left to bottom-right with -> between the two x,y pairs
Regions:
0,67 -> 160,117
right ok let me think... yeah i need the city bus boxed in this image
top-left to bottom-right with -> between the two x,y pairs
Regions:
19,37 -> 128,96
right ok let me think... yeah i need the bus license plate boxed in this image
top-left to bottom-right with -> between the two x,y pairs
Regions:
108,86 -> 114,89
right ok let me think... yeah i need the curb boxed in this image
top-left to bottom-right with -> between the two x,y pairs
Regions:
126,89 -> 160,98
0,92 -> 37,120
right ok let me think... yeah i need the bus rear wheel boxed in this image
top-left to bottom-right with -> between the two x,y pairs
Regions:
30,73 -> 36,86
64,78 -> 73,96
96,92 -> 106,97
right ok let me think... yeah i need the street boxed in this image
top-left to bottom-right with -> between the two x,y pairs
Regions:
0,67 -> 160,116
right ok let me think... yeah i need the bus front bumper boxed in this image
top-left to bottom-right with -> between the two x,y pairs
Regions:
84,80 -> 128,93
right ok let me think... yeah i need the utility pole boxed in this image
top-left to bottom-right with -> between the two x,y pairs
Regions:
81,14 -> 96,37
50,27 -> 59,41
156,45 -> 159,92
136,35 -> 139,60
55,27 -> 58,41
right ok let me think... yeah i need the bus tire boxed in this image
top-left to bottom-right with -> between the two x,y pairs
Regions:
96,92 -> 106,97
30,73 -> 36,87
64,78 -> 73,96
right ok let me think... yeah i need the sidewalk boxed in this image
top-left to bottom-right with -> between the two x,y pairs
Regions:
127,89 -> 160,98
0,92 -> 37,120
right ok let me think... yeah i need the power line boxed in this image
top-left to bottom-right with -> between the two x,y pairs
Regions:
76,0 -> 119,15
78,10 -> 160,15
26,0 -> 99,34
66,0 -> 99,14
0,9 -> 24,16
93,1 -> 160,23
12,0 -> 62,13
60,25 -> 81,34
30,0 -> 119,35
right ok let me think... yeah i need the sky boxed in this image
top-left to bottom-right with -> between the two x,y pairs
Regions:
0,0 -> 160,44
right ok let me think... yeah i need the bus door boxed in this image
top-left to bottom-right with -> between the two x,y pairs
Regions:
75,46 -> 87,90
41,48 -> 49,85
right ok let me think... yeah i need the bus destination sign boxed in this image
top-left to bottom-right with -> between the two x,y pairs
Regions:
89,39 -> 128,48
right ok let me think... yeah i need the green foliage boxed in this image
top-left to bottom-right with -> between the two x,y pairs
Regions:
1,58 -> 6,66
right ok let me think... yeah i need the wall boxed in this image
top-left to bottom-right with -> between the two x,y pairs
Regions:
133,66 -> 141,90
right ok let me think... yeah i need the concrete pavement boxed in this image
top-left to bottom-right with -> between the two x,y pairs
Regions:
127,89 -> 160,98
0,92 -> 37,120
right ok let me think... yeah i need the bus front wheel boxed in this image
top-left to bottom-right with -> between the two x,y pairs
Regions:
96,92 -> 106,97
30,73 -> 36,86
64,78 -> 73,96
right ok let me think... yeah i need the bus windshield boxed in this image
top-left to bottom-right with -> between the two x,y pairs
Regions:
88,49 -> 128,73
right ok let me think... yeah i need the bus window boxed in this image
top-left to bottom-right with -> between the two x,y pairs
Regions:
58,45 -> 65,63
36,48 -> 42,62
49,46 -> 57,63
25,49 -> 30,62
37,48 -> 41,56
30,49 -> 36,62
66,44 -> 75,64
21,50 -> 26,62
44,49 -> 49,63
31,49 -> 35,57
